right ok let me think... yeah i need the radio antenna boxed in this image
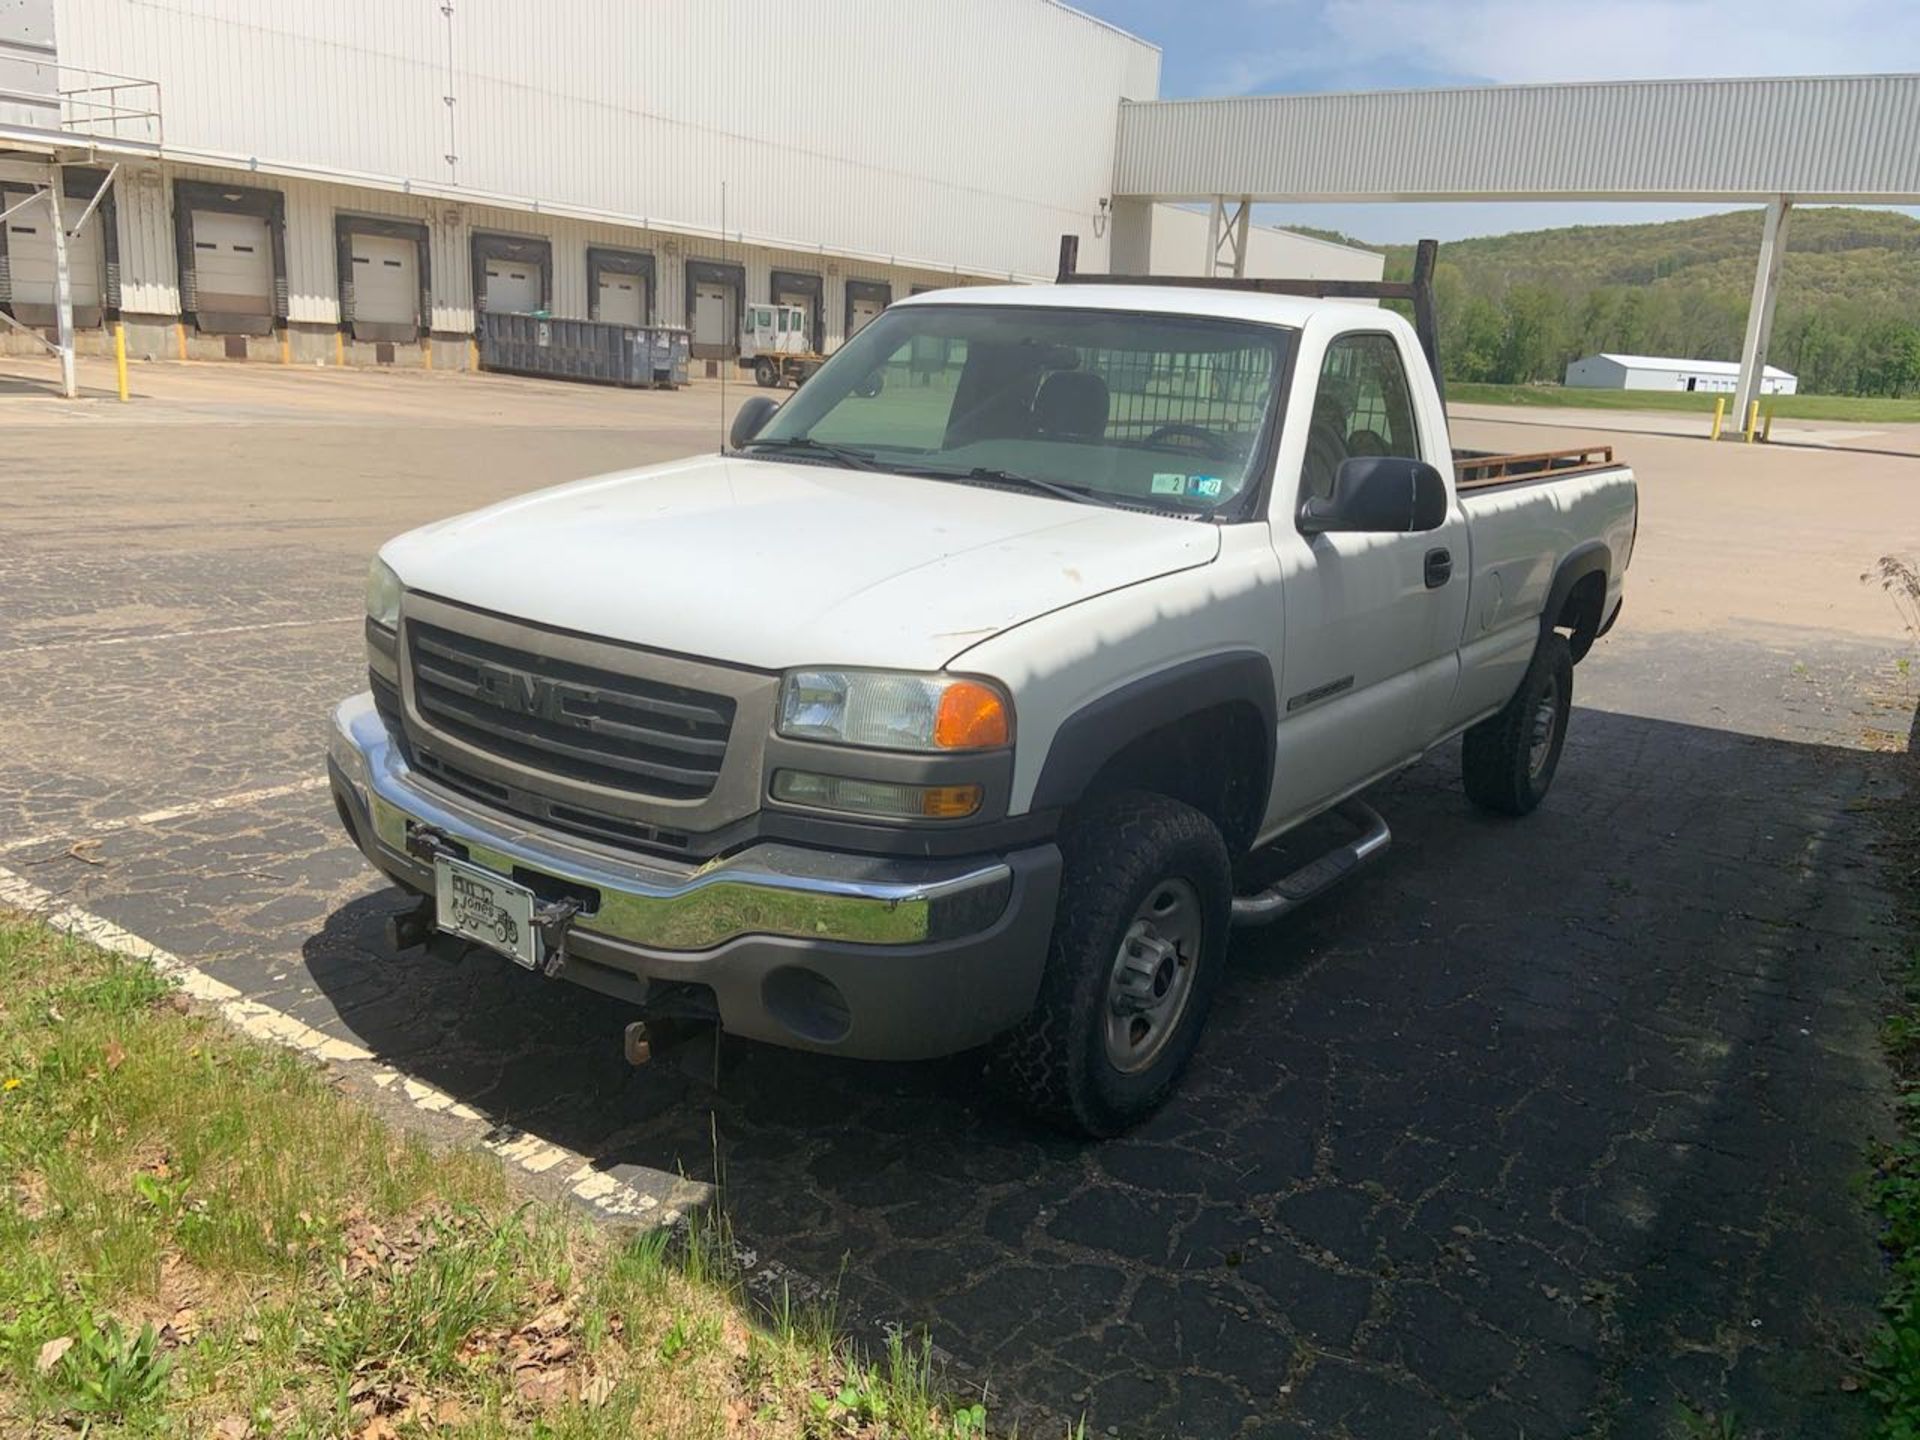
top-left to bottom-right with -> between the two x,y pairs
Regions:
717,179 -> 728,450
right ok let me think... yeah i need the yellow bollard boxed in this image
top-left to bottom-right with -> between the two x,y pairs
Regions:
113,323 -> 129,402
1762,410 -> 1774,444
334,330 -> 345,368
469,338 -> 480,373
422,336 -> 432,371
1710,396 -> 1726,441
175,322 -> 187,361
279,330 -> 292,365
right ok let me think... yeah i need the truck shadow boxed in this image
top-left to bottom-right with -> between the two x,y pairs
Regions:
302,700 -> 1910,1439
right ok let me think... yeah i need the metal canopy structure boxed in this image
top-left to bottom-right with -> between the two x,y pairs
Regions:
0,23 -> 157,399
1110,73 -> 1920,428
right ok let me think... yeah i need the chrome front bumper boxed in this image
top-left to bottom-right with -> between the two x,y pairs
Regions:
328,692 -> 1017,952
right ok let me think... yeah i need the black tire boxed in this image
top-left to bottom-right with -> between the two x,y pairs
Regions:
991,791 -> 1231,1138
753,357 -> 777,388
1463,632 -> 1574,816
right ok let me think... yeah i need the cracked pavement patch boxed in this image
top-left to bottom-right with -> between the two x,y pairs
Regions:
4,367 -> 1918,1437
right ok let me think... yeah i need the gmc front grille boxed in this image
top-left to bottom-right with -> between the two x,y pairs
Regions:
406,618 -> 736,801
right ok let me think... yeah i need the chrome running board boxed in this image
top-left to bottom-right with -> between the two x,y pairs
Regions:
1229,800 -> 1391,927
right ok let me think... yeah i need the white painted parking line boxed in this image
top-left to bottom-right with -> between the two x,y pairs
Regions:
0,775 -> 333,855
0,861 -> 701,1226
4,615 -> 360,655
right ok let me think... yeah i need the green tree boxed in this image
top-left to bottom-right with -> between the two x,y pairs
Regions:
1378,206 -> 1920,396
1496,284 -> 1567,384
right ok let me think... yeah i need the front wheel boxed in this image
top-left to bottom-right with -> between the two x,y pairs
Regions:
753,357 -> 777,388
991,791 -> 1231,1138
1462,632 -> 1573,816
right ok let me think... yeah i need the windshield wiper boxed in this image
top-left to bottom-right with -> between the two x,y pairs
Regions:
905,464 -> 1099,508
739,436 -> 883,470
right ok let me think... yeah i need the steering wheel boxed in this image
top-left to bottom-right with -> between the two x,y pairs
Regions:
1143,423 -> 1233,460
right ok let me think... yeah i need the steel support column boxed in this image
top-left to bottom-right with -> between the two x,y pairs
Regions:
1729,194 -> 1792,435
47,164 -> 76,399
1203,197 -> 1254,278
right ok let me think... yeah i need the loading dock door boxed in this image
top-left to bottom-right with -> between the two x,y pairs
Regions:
191,210 -> 273,321
598,273 -> 645,326
848,294 -> 884,338
693,282 -> 733,350
483,260 -> 541,314
350,232 -> 418,330
2,188 -> 104,327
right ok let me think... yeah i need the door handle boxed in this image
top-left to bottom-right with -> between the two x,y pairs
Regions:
1424,547 -> 1453,588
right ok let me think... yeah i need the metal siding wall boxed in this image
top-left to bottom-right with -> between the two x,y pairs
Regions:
1115,75 -> 1920,201
1,0 -> 59,131
53,0 -> 1159,280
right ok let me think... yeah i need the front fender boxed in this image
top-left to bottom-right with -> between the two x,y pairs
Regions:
1029,650 -> 1277,812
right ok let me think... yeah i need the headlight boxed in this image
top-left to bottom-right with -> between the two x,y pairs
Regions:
366,556 -> 402,630
777,670 -> 1011,751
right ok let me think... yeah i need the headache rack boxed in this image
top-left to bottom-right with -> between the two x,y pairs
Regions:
1055,235 -> 1446,409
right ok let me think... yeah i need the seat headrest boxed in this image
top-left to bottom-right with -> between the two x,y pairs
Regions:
1032,369 -> 1109,440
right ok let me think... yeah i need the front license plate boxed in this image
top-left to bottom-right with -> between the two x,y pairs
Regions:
434,855 -> 540,970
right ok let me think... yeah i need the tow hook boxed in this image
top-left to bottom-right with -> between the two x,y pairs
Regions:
403,823 -> 457,865
385,895 -> 469,963
385,894 -> 437,952
534,898 -> 581,978
623,1020 -> 653,1067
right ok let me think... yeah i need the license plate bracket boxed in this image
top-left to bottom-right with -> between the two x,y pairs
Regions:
434,854 -> 541,970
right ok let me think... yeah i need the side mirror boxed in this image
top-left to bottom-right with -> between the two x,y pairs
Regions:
852,368 -> 885,398
1299,455 -> 1448,535
729,395 -> 780,449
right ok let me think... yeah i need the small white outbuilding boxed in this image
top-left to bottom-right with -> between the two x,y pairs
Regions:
1564,353 -> 1797,395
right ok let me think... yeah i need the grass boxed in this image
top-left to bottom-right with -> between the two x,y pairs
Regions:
0,910 -> 1052,1439
1446,381 -> 1920,424
1870,946 -> 1920,1440
1870,554 -> 1920,1440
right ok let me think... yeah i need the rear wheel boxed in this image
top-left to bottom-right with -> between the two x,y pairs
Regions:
992,791 -> 1231,1137
1463,632 -> 1573,816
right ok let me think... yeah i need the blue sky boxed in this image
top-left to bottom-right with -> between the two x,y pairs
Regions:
1071,0 -> 1920,243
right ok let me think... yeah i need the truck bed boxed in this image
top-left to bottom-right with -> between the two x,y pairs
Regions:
1452,444 -> 1621,491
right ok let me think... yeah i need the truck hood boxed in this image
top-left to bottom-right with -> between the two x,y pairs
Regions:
381,454 -> 1220,671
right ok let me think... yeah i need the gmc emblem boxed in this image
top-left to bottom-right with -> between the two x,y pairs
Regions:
474,664 -> 588,726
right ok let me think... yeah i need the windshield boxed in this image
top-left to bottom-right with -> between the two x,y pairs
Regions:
744,303 -> 1295,515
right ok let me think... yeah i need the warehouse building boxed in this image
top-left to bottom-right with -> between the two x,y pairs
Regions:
1565,352 -> 1799,396
0,0 -> 1381,372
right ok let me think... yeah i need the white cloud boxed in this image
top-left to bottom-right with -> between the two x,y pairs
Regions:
1318,0 -> 1920,85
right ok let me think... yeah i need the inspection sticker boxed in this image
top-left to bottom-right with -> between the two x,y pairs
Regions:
1188,474 -> 1224,498
1151,472 -> 1188,495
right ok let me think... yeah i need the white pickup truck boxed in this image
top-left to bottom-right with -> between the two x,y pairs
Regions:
328,249 -> 1636,1136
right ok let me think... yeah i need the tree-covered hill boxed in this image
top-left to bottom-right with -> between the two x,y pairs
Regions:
1362,207 -> 1920,396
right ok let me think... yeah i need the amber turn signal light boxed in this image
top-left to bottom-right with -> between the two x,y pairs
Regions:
933,680 -> 1011,749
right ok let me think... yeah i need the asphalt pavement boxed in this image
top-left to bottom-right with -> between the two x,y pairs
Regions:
4,358 -> 1916,1437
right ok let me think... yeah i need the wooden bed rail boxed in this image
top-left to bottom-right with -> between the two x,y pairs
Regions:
1453,444 -> 1617,489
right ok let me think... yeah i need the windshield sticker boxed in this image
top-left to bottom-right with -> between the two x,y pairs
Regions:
1188,475 -> 1224,499
1151,473 -> 1188,495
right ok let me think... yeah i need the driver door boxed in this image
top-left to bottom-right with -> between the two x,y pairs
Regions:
1264,329 -> 1469,830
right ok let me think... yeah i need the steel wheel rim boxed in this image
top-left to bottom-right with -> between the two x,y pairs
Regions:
1103,878 -> 1203,1075
1528,677 -> 1560,778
